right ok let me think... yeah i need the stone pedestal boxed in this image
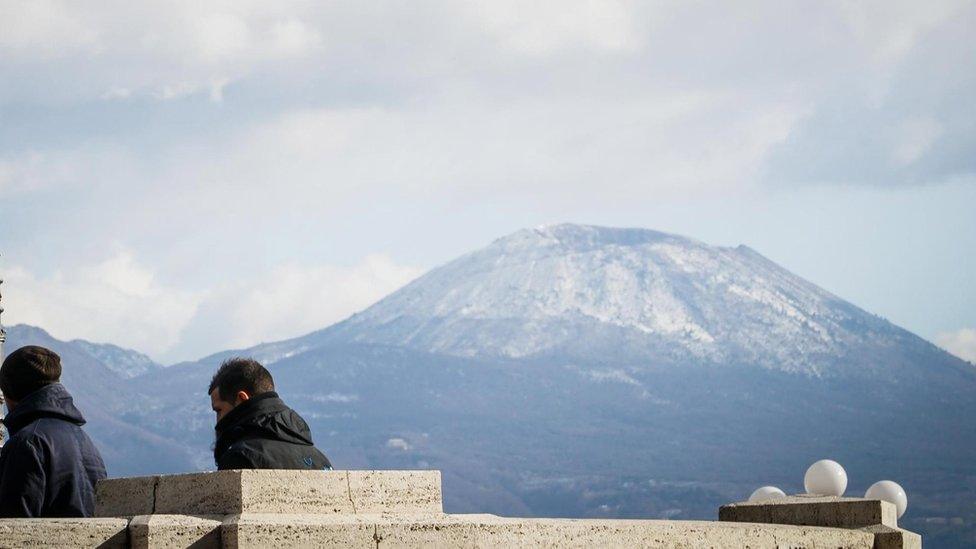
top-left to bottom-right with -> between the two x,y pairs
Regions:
720,494 -> 921,549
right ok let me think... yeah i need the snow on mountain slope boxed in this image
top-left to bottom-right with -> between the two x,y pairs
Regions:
71,339 -> 161,378
315,224 -> 914,376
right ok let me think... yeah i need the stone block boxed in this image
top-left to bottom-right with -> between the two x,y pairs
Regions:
95,469 -> 443,517
222,513 -> 877,548
860,524 -> 922,549
155,471 -> 245,515
236,470 -> 359,514
719,495 -> 898,529
129,514 -> 222,549
0,517 -> 128,548
345,470 -> 443,514
95,474 -> 158,517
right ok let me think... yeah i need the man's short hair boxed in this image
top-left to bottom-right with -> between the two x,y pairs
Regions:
0,346 -> 63,401
208,357 -> 275,402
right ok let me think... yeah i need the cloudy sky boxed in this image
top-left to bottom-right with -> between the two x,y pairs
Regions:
1,0 -> 974,364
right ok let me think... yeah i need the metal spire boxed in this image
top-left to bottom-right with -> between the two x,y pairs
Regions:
0,277 -> 5,362
0,276 -> 5,447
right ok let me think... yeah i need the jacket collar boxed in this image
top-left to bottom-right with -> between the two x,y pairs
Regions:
2,383 -> 86,436
214,391 -> 282,434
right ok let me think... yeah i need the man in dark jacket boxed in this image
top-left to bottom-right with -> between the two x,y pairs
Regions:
209,357 -> 332,470
0,346 -> 107,517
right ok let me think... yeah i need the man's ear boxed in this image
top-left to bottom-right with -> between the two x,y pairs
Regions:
235,390 -> 251,405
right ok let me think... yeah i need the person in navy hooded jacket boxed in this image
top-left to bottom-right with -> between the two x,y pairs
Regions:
0,346 -> 106,517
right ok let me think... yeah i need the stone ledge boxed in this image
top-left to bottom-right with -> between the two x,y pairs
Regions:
719,494 -> 898,529
0,517 -> 128,548
222,513 -> 878,548
80,471 -> 922,547
95,470 -> 442,517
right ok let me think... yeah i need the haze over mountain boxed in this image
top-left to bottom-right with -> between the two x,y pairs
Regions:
5,224 -> 974,546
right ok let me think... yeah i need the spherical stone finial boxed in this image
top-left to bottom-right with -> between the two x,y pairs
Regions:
748,486 -> 786,502
804,459 -> 847,496
865,480 -> 908,518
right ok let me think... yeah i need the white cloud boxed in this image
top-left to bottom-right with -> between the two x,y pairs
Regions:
892,117 -> 943,166
166,254 -> 423,362
1,1 -> 326,103
188,12 -> 251,62
2,251 -> 421,363
226,254 -> 422,347
472,0 -> 640,56
0,0 -> 98,60
0,147 -> 137,197
936,328 -> 976,364
3,252 -> 201,358
267,19 -> 323,58
837,0 -> 968,67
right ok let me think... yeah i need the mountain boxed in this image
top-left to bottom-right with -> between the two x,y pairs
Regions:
4,224 -> 975,546
315,224 -> 943,380
122,224 -> 976,546
70,339 -> 161,379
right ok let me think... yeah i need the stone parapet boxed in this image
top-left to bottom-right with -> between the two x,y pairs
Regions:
96,469 -> 442,517
224,513 -> 877,548
0,471 -> 921,548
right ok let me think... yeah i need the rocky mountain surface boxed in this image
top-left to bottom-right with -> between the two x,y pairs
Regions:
70,339 -> 161,379
313,225 -> 940,379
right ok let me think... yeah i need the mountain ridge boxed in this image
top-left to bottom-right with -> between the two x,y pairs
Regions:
283,224 -> 962,382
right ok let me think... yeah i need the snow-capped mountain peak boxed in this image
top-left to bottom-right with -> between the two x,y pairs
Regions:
316,224 -> 908,377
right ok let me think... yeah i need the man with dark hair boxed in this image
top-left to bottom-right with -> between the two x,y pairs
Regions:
209,357 -> 332,470
0,346 -> 106,517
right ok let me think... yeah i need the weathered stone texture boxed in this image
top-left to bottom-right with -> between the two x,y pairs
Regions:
128,514 -> 221,549
861,524 -> 923,549
52,472 -> 929,547
95,470 -> 443,518
223,513 -> 876,548
719,494 -> 898,529
155,471 -> 244,516
0,517 -> 128,548
222,513 -> 379,548
344,470 -> 443,514
96,475 -> 158,517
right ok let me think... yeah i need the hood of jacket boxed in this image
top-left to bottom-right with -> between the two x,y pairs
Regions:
213,392 -> 316,462
2,383 -> 86,436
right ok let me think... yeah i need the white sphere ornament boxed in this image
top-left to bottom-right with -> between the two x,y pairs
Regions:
748,486 -> 787,502
804,459 -> 848,496
865,480 -> 908,518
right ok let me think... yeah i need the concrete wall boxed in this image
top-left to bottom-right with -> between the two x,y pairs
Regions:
0,470 -> 921,548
